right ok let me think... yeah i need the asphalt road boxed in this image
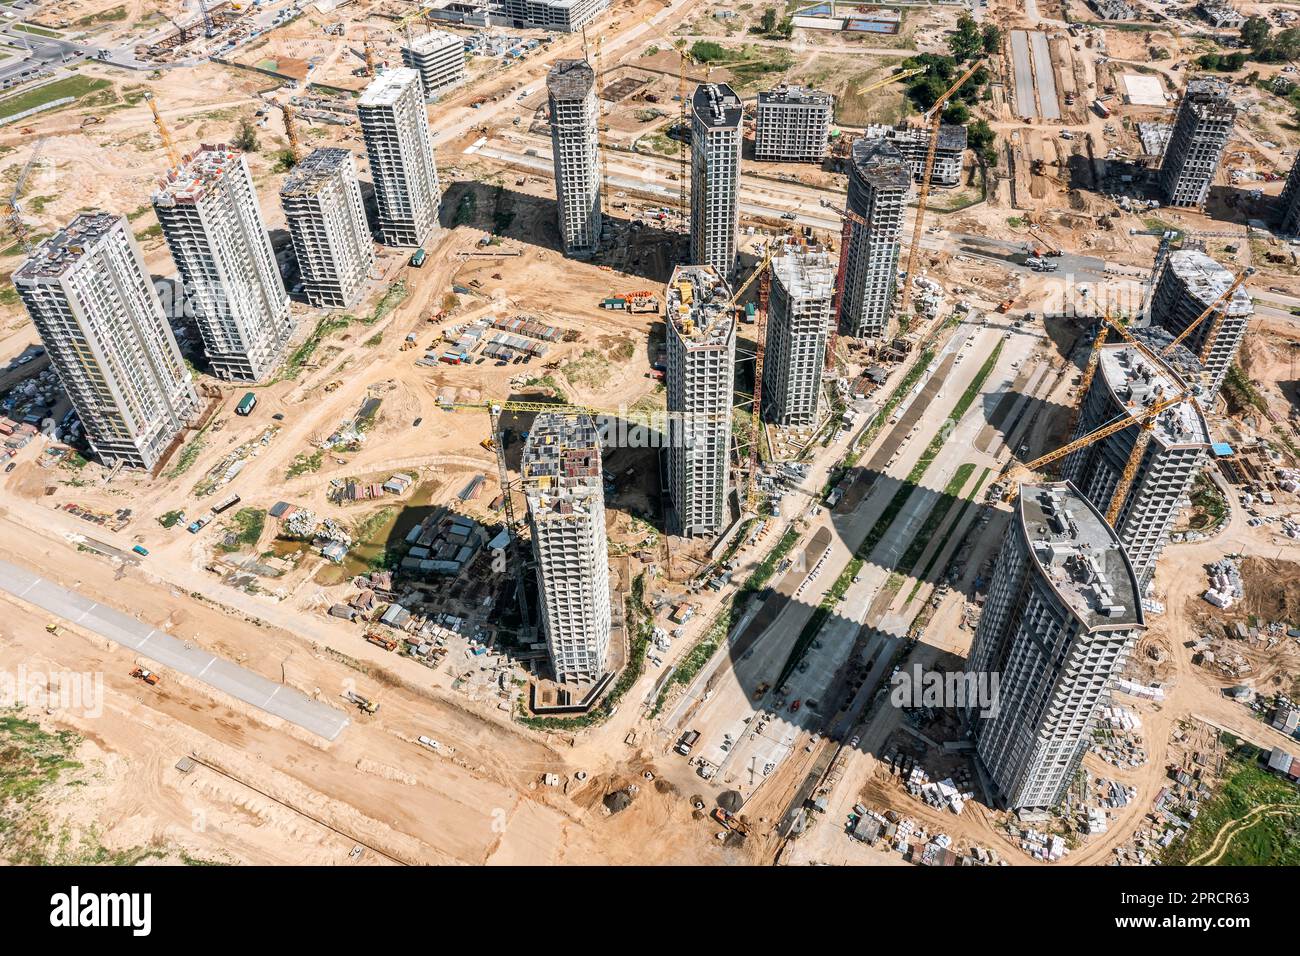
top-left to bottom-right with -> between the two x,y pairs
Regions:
0,558 -> 351,741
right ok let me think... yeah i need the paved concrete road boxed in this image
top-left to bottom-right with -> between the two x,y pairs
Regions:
0,559 -> 350,741
1029,30 -> 1061,121
1010,31 -> 1036,119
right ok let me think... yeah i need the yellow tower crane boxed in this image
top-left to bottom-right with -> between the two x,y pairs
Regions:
856,66 -> 927,96
279,101 -> 301,165
144,93 -> 182,169
898,59 -> 985,325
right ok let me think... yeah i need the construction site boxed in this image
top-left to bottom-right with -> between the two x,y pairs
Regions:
0,0 -> 1299,871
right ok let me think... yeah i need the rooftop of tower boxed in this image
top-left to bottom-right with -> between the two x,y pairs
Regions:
15,212 -> 120,281
402,29 -> 463,54
1096,343 -> 1210,448
850,136 -> 911,189
758,85 -> 832,107
152,144 -> 240,207
1018,481 -> 1144,630
692,82 -> 742,130
1166,249 -> 1252,316
358,67 -> 420,108
522,413 -> 603,515
666,264 -> 734,346
547,58 -> 595,99
280,147 -> 353,198
772,243 -> 835,300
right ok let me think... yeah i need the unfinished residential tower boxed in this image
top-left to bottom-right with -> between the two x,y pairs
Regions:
280,148 -> 375,309
965,482 -> 1145,810
1060,343 -> 1210,587
838,137 -> 910,339
523,413 -> 611,684
546,59 -> 602,257
359,68 -> 441,247
763,244 -> 833,427
754,86 -> 833,163
153,144 -> 293,382
14,213 -> 199,470
400,30 -> 466,99
1147,248 -> 1251,399
690,83 -> 743,278
666,265 -> 736,537
1157,78 -> 1235,208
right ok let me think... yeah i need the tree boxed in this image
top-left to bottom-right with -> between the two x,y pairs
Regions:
760,7 -> 777,34
1241,15 -> 1271,52
967,118 -> 996,163
948,13 -> 983,62
981,24 -> 1002,54
942,101 -> 970,124
233,116 -> 259,153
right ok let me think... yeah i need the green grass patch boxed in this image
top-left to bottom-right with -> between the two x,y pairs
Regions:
363,278 -> 407,326
165,431 -> 206,479
286,449 -> 324,479
158,509 -> 184,529
13,23 -> 62,38
73,4 -> 127,26
0,75 -> 109,121
219,508 -> 266,552
281,314 -> 352,379
1162,757 -> 1300,866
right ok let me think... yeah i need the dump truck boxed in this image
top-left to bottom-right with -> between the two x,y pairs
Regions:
676,729 -> 700,755
130,667 -> 160,686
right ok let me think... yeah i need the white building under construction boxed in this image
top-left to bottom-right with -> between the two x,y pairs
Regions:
523,413 -> 611,685
763,244 -> 833,427
358,68 -> 441,248
754,86 -> 833,163
400,30 -> 466,99
1147,248 -> 1251,399
14,213 -> 199,470
153,144 -> 293,383
863,122 -> 967,188
1060,343 -> 1210,587
546,59 -> 601,257
690,83 -> 743,278
666,264 -> 735,537
965,482 -> 1145,810
1157,78 -> 1235,208
837,137 -> 910,339
280,147 -> 375,309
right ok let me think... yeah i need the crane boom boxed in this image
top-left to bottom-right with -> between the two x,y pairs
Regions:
898,59 -> 985,325
145,93 -> 182,169
1106,418 -> 1154,526
1161,267 -> 1251,357
857,66 -> 927,95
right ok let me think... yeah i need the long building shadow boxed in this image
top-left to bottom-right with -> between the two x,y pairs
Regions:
438,181 -> 685,284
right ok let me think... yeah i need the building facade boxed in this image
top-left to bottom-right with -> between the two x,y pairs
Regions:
965,482 -> 1145,810
754,86 -> 833,163
153,145 -> 293,382
523,413 -> 611,684
1148,248 -> 1251,399
14,213 -> 199,470
690,83 -> 743,278
1060,344 -> 1210,587
666,264 -> 735,537
358,68 -> 441,248
280,148 -> 376,309
863,122 -> 968,188
837,137 -> 909,339
1157,78 -> 1235,208
495,0 -> 607,31
546,59 -> 602,257
401,30 -> 467,99
763,244 -> 832,426
1277,151 -> 1300,237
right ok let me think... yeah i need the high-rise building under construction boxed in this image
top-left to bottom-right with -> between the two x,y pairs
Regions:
280,148 -> 375,309
763,244 -> 833,427
546,59 -> 601,257
358,68 -> 441,248
689,83 -> 742,278
837,137 -> 909,339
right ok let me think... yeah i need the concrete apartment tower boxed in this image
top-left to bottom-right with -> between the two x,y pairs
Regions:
546,59 -> 602,257
965,482 -> 1145,810
754,86 -> 833,163
666,264 -> 736,537
1157,78 -> 1235,208
358,68 -> 441,248
14,213 -> 199,470
874,122 -> 967,188
1148,248 -> 1251,399
763,244 -> 833,427
1277,152 -> 1300,237
400,30 -> 466,100
838,137 -> 910,339
523,413 -> 611,684
690,83 -> 743,278
280,148 -> 375,310
498,0 -> 608,31
153,144 -> 293,383
1060,343 -> 1210,588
